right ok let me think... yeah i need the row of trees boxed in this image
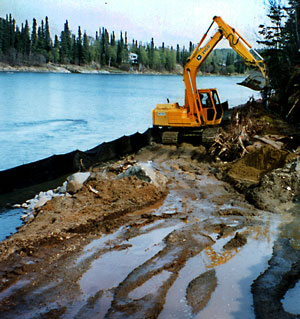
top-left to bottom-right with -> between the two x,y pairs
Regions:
0,14 -> 247,74
258,0 -> 300,120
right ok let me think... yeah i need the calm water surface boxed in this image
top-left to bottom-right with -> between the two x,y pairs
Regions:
0,72 -> 260,171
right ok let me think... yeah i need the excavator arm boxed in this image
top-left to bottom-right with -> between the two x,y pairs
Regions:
183,16 -> 268,122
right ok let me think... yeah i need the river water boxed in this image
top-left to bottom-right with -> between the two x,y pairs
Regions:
0,72 -> 260,240
0,72 -> 260,171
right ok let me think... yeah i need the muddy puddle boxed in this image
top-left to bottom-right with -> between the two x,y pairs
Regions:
66,199 -> 280,319
0,145 -> 293,318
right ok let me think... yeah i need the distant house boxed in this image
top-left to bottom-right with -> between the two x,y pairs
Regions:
128,52 -> 138,64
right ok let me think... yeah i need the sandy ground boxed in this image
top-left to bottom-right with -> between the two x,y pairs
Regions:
0,102 -> 300,318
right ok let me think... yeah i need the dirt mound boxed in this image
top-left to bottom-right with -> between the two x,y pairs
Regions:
0,160 -> 168,262
225,145 -> 291,192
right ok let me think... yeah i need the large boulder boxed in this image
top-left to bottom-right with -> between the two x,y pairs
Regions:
117,162 -> 168,188
247,157 -> 300,213
66,172 -> 90,194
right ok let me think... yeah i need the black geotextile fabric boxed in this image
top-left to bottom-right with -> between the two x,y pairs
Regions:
0,129 -> 153,196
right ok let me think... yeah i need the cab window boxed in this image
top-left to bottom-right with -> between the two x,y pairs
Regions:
200,93 -> 213,108
212,90 -> 220,105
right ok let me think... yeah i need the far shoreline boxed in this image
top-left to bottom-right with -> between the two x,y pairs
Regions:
0,62 -> 247,77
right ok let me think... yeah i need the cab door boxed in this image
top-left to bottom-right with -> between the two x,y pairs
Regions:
198,90 -> 216,123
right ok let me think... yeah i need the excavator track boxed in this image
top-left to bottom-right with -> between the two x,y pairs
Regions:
159,127 -> 221,145
161,131 -> 180,144
202,127 -> 221,144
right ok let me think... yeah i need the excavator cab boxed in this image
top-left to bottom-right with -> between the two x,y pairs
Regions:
197,89 -> 227,125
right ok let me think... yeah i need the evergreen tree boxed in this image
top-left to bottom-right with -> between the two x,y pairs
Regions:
160,43 -> 166,70
77,26 -> 83,64
44,16 -> 52,52
70,34 -> 76,64
116,31 -> 124,65
59,20 -> 72,63
39,20 -> 46,50
52,34 -> 60,63
94,30 -> 101,64
9,14 -> 15,48
131,38 -> 138,53
104,28 -> 110,65
122,31 -> 129,63
283,0 -> 300,65
14,26 -> 21,53
176,44 -> 180,64
259,0 -> 300,117
82,31 -> 90,64
21,20 -> 31,55
109,31 -> 117,66
148,37 -> 155,68
31,18 -> 38,52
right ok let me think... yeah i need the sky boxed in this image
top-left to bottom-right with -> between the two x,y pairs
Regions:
1,0 -> 268,48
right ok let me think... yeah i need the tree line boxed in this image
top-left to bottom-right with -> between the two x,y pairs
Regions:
0,14 -> 247,74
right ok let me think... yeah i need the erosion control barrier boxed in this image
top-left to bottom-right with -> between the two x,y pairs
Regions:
0,129 -> 153,206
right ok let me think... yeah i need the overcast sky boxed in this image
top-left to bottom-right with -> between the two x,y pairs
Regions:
1,0 -> 268,48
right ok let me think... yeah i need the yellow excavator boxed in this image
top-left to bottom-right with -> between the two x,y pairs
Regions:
152,16 -> 268,144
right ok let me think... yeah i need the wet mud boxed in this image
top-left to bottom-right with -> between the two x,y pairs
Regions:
0,142 -> 290,319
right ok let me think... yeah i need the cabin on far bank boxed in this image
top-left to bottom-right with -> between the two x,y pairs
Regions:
128,53 -> 138,65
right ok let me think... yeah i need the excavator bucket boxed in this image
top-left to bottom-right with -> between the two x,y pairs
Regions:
237,70 -> 266,91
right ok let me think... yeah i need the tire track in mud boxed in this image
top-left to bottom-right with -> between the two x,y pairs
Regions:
0,145 -> 282,318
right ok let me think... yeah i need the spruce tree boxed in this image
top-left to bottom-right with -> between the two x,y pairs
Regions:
59,20 -> 72,63
45,17 -> 52,53
109,31 -> 117,66
176,44 -> 180,64
116,31 -> 124,65
77,26 -> 83,65
22,20 -> 31,55
82,31 -> 90,64
31,18 -> 38,53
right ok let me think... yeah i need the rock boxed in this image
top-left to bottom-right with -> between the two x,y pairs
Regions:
66,172 -> 90,194
247,156 -> 300,213
34,193 -> 52,208
116,162 -> 168,188
55,181 -> 67,194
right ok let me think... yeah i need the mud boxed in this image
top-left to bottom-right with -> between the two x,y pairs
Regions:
0,143 -> 283,318
186,269 -> 217,314
0,101 -> 300,318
